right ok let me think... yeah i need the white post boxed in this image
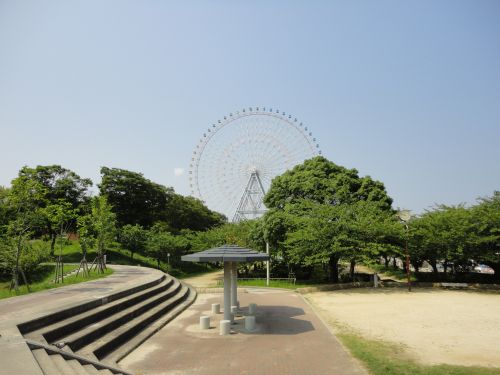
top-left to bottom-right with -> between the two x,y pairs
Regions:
231,261 -> 238,309
223,262 -> 232,321
266,242 -> 270,287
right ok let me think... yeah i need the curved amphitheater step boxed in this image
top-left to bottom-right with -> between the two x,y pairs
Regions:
19,271 -> 196,372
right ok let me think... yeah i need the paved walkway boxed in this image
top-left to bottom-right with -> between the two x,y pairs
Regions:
0,265 -> 164,375
121,288 -> 367,375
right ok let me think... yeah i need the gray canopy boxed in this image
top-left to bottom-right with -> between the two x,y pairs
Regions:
181,244 -> 269,263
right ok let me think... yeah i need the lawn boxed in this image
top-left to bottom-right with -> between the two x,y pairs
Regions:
232,278 -> 324,289
45,239 -> 217,279
339,333 -> 500,375
0,264 -> 113,300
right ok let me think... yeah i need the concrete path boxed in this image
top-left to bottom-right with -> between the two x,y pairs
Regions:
0,265 -> 164,375
121,288 -> 367,375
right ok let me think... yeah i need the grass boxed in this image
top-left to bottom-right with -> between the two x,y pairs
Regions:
0,264 -> 113,300
42,239 -> 218,279
365,262 -> 417,281
338,333 -> 500,375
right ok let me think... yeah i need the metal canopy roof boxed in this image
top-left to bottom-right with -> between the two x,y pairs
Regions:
181,244 -> 269,263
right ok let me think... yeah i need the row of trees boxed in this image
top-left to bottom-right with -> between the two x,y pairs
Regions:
208,157 -> 499,283
0,165 -> 226,290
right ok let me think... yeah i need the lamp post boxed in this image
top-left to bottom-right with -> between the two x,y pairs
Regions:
397,210 -> 412,292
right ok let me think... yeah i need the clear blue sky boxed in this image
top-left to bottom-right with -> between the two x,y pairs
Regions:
1,1 -> 499,215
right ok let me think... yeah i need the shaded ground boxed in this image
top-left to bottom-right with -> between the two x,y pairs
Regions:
121,289 -> 367,375
306,288 -> 500,368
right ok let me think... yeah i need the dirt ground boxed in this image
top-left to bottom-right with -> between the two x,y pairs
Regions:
306,288 -> 500,368
181,269 -> 223,288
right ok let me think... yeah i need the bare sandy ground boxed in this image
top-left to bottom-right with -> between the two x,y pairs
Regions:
181,270 -> 223,288
306,289 -> 500,367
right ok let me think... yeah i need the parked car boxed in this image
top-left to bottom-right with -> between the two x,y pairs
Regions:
473,264 -> 495,274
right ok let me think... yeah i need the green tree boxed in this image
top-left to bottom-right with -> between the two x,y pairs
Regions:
120,224 -> 147,260
10,165 -> 91,252
263,156 -> 395,282
264,156 -> 393,211
99,167 -> 171,227
80,196 -> 116,273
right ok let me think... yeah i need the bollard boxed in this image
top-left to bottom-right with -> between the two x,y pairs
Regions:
220,320 -> 231,335
248,303 -> 257,315
373,273 -> 379,288
212,303 -> 220,314
200,316 -> 210,330
245,315 -> 256,331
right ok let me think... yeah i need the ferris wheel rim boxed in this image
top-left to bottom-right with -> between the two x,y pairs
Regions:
189,106 -> 321,211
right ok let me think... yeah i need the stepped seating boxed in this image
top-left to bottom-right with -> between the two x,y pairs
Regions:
20,272 -> 196,373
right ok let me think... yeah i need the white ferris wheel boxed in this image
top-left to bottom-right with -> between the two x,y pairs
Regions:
189,107 -> 321,222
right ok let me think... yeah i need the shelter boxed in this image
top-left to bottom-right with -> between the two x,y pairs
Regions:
181,244 -> 269,321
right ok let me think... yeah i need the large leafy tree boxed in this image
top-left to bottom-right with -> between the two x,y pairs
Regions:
9,165 -> 92,252
163,194 -> 226,231
264,156 -> 393,211
263,156 -> 395,282
99,167 -> 171,227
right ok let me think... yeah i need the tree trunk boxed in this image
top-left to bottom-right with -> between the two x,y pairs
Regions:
329,255 -> 339,283
392,257 -> 397,270
157,258 -> 160,269
429,259 -> 438,273
50,233 -> 57,256
443,258 -> 448,274
350,259 -> 356,280
383,255 -> 389,268
130,251 -> 134,260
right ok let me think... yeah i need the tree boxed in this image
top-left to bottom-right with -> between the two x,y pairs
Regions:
99,167 -> 171,227
80,196 -> 116,273
469,192 -> 500,279
163,194 -> 226,231
4,177 -> 47,291
146,229 -> 188,269
120,224 -> 147,260
263,156 -> 395,282
10,165 -> 91,252
264,156 -> 393,211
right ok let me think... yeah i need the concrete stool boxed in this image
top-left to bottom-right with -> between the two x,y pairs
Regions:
231,305 -> 238,317
248,303 -> 257,315
220,320 -> 231,335
200,316 -> 210,330
245,315 -> 256,331
211,303 -> 220,314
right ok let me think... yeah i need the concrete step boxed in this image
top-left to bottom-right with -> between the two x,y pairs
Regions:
65,279 -> 182,352
28,276 -> 173,345
51,353 -> 76,375
83,364 -> 101,375
110,285 -> 197,364
19,274 -> 166,335
92,285 -> 191,360
32,348 -> 61,375
66,359 -> 90,375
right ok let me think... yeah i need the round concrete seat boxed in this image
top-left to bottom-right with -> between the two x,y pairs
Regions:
212,303 -> 220,314
220,320 -> 231,335
200,316 -> 210,330
248,303 -> 257,315
245,315 -> 256,331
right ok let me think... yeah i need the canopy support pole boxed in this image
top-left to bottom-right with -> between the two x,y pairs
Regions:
266,242 -> 270,287
231,261 -> 238,309
223,261 -> 232,321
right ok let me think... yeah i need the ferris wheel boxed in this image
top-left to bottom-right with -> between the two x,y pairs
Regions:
189,107 -> 321,222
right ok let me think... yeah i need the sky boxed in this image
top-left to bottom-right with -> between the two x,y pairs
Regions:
0,0 -> 499,216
